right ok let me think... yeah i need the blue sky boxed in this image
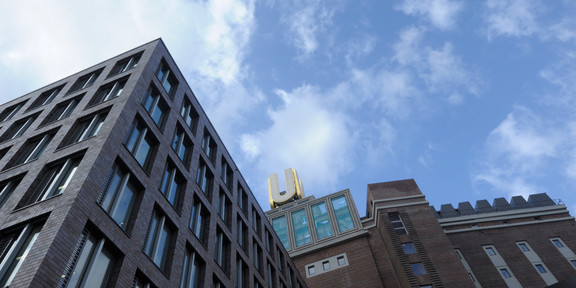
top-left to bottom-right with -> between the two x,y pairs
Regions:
1,0 -> 576,215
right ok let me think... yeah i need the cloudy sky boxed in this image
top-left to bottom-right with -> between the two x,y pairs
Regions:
2,0 -> 576,215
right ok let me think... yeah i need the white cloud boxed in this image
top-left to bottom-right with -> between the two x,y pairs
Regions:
483,0 -> 539,39
396,0 -> 464,31
539,51 -> 576,106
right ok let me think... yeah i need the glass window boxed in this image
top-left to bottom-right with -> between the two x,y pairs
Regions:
156,60 -> 178,96
30,85 -> 63,110
180,97 -> 198,132
499,268 -> 511,278
69,69 -> 102,93
253,241 -> 262,272
292,209 -> 311,247
190,198 -> 208,245
109,52 -> 141,76
98,163 -> 138,230
214,228 -> 229,273
308,266 -> 315,275
237,217 -> 248,251
0,223 -> 43,287
0,101 -> 26,122
402,243 -> 416,254
267,262 -> 276,288
389,213 -> 407,235
59,229 -> 115,288
125,118 -> 156,170
181,248 -> 204,288
571,260 -> 576,268
172,126 -> 192,166
252,207 -> 261,234
160,162 -> 184,209
331,196 -> 354,233
238,185 -> 248,215
552,239 -> 564,248
67,110 -> 108,144
90,78 -> 126,105
322,261 -> 330,271
485,247 -> 497,256
518,243 -> 530,252
43,96 -> 80,125
236,257 -> 247,288
337,256 -> 346,266
12,131 -> 55,166
410,263 -> 426,276
201,129 -> 216,164
217,189 -> 230,226
133,271 -> 155,288
2,114 -> 38,141
311,202 -> 333,239
21,156 -> 81,207
143,86 -> 168,128
144,211 -> 173,271
196,160 -> 213,196
220,159 -> 233,189
272,216 -> 290,250
0,175 -> 23,209
535,264 -> 547,273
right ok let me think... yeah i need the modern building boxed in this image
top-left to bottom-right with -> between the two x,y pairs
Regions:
0,39 -> 307,288
267,175 -> 576,288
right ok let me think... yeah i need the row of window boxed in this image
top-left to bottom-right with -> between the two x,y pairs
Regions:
271,195 -> 355,251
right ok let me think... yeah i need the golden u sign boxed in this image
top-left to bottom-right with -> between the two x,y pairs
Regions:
268,168 -> 305,209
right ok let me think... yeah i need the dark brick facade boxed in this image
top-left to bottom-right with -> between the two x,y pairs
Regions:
0,39 -> 306,288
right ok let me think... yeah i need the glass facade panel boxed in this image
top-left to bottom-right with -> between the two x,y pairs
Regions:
291,209 -> 310,247
331,195 -> 354,233
272,216 -> 290,250
311,202 -> 333,239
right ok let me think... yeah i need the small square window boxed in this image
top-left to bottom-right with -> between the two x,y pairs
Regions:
307,265 -> 315,275
402,243 -> 416,254
485,247 -> 497,256
337,256 -> 346,266
322,261 -> 330,271
518,243 -> 530,252
571,260 -> 576,268
410,263 -> 426,276
552,239 -> 564,248
500,268 -> 511,278
535,264 -> 547,273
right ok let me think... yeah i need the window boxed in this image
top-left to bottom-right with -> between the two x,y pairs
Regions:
190,197 -> 208,245
571,260 -> 576,268
337,256 -> 346,266
156,60 -> 178,96
236,256 -> 247,288
0,223 -> 43,287
331,195 -> 354,233
160,161 -> 184,209
143,86 -> 168,128
172,126 -> 193,166
214,227 -> 230,273
196,159 -> 213,196
181,248 -> 204,288
220,158 -> 233,189
144,210 -> 174,271
273,216 -> 290,250
69,69 -> 102,93
238,185 -> 248,215
499,268 -> 511,278
267,262 -> 276,288
322,261 -> 330,271
90,78 -> 126,105
12,131 -> 55,166
0,175 -> 23,209
43,96 -> 81,125
410,263 -> 426,276
552,239 -> 564,248
66,110 -> 108,145
535,264 -> 547,273
402,243 -> 416,255
312,202 -> 333,239
125,118 -> 156,170
0,101 -> 26,122
237,217 -> 248,251
20,156 -> 81,207
252,207 -> 261,235
201,129 -> 216,164
277,248 -> 285,274
58,229 -> 116,288
253,241 -> 262,272
29,85 -> 64,110
265,229 -> 273,253
97,163 -> 139,230
485,247 -> 497,256
109,52 -> 141,76
180,97 -> 198,133
307,266 -> 315,275
292,209 -> 311,247
217,189 -> 231,226
518,243 -> 530,252
1,114 -> 38,141
389,213 -> 407,235
133,271 -> 156,288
